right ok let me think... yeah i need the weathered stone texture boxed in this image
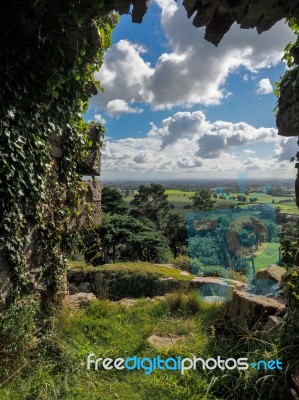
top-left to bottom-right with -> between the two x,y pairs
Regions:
79,125 -> 102,176
254,264 -> 286,296
84,179 -> 102,225
225,289 -> 286,331
182,0 -> 299,46
276,67 -> 299,137
66,292 -> 97,308
255,265 -> 286,282
113,0 -> 150,23
258,315 -> 284,339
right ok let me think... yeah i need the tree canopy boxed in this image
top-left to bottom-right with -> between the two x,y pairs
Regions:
191,190 -> 216,211
101,186 -> 128,215
130,183 -> 171,228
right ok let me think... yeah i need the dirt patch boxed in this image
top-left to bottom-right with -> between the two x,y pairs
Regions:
147,334 -> 183,349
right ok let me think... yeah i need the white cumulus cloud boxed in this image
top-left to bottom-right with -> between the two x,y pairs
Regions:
91,1 -> 295,113
257,78 -> 273,95
94,114 -> 106,124
149,111 -> 278,157
275,137 -> 298,161
106,99 -> 143,117
100,110 -> 294,179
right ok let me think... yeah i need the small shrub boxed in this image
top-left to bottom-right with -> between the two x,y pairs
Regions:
171,255 -> 191,271
193,261 -> 225,277
166,292 -> 202,315
166,292 -> 184,313
229,269 -> 247,282
181,292 -> 202,315
0,296 -> 39,378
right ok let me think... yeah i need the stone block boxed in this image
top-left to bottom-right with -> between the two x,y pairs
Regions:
254,265 -> 286,295
182,0 -> 299,46
86,180 -> 101,203
79,125 -> 102,176
132,0 -> 150,23
225,290 -> 286,332
67,292 -> 96,308
259,315 -> 284,339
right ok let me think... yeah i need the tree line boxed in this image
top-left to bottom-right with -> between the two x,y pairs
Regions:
73,183 -> 280,273
79,184 -> 215,265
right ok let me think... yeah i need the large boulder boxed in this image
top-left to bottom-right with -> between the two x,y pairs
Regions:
254,265 -> 286,296
66,292 -> 96,308
191,277 -> 235,300
191,277 -> 246,301
225,290 -> 286,332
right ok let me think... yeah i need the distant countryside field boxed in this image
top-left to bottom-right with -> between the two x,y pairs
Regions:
123,189 -> 298,215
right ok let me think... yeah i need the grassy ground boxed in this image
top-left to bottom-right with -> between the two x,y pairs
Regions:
0,294 -> 284,400
254,243 -> 280,271
68,261 -> 196,281
68,250 -> 282,283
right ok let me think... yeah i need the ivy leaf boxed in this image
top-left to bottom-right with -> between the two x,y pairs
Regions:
7,109 -> 16,119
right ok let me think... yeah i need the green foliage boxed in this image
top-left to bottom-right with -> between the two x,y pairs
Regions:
101,185 -> 128,214
190,189 -> 215,211
279,221 -> 299,267
287,267 -> 299,303
0,296 -> 220,399
0,296 -> 39,379
96,270 -> 166,300
130,183 -> 171,228
282,19 -> 299,68
171,255 -> 192,271
0,2 -> 118,384
165,291 -> 204,315
81,227 -> 102,265
0,1 -> 116,307
83,212 -> 172,265
189,236 -> 221,266
163,212 -> 188,257
193,262 -> 226,278
275,19 -> 299,99
280,267 -> 299,381
77,261 -> 196,281
83,184 -> 185,265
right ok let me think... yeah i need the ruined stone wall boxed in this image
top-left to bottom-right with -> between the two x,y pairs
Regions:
49,124 -> 102,227
182,0 -> 299,46
0,125 -> 102,311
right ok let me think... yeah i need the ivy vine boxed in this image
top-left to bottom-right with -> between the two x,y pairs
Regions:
275,18 -> 299,168
0,1 -> 117,310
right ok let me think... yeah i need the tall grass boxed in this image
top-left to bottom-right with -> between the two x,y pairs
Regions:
0,294 -> 291,400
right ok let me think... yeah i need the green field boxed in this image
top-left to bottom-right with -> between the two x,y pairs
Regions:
124,189 -> 298,216
254,242 -> 280,271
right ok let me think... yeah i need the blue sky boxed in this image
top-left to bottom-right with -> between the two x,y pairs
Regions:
86,0 -> 297,181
